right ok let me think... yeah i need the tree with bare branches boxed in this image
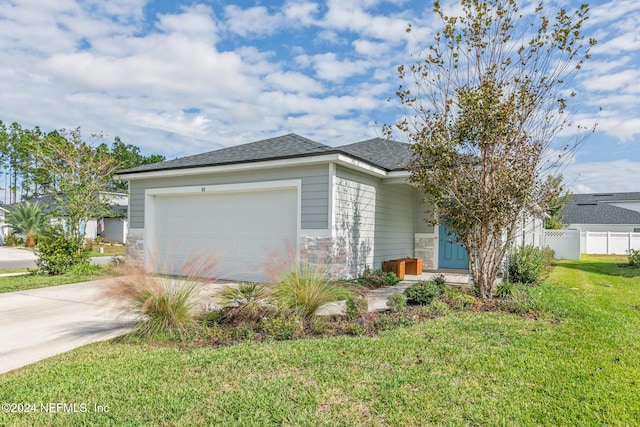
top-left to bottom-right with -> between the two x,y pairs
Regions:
34,128 -> 121,240
387,0 -> 596,299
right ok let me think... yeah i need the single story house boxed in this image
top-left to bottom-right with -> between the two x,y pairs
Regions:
562,192 -> 640,233
0,205 -> 9,245
6,193 -> 129,244
117,133 -> 472,282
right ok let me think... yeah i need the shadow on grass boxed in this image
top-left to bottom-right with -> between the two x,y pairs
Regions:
554,258 -> 640,279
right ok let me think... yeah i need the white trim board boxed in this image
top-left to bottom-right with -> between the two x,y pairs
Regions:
118,154 -> 410,181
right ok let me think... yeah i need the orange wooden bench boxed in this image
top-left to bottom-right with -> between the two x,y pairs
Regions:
382,258 -> 422,279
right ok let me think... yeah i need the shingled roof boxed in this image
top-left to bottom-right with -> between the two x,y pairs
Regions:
562,192 -> 640,225
118,133 -> 412,175
338,138 -> 412,172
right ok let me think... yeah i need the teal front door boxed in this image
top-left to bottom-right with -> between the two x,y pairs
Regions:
438,224 -> 470,269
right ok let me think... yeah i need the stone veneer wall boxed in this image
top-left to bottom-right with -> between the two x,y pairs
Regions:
125,230 -> 145,265
415,234 -> 436,271
301,235 -> 353,279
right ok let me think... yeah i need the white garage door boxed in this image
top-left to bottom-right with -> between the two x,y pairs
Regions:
151,188 -> 298,282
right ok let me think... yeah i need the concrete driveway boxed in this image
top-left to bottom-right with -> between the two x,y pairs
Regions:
0,246 -> 37,270
0,278 -> 136,374
0,246 -> 114,270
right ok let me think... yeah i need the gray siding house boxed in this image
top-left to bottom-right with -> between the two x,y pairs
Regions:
117,134 -> 464,282
562,192 -> 640,232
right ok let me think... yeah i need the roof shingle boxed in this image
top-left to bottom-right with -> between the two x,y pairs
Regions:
562,192 -> 640,225
118,133 -> 413,175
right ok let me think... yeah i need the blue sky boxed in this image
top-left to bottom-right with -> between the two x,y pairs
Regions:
0,0 -> 638,193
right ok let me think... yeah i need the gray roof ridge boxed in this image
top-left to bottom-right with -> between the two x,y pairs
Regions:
117,133 -> 415,175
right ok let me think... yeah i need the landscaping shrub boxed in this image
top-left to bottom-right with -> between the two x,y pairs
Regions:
372,312 -> 415,331
232,323 -> 258,341
404,280 -> 442,305
345,297 -> 360,320
497,285 -> 546,316
356,268 -> 401,288
627,249 -> 640,267
433,274 -> 448,292
443,290 -> 479,311
108,276 -> 201,337
200,307 -> 224,328
5,201 -> 48,247
494,282 -> 514,298
507,245 -> 551,285
347,322 -> 367,336
216,282 -> 274,322
261,314 -> 305,340
35,227 -> 90,275
4,232 -> 25,247
104,250 -> 218,338
387,292 -> 407,313
271,262 -> 351,320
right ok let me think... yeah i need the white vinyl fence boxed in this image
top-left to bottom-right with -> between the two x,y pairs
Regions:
582,231 -> 640,255
543,230 -> 640,260
543,229 -> 581,260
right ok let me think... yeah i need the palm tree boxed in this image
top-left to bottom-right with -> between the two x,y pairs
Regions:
6,201 -> 48,247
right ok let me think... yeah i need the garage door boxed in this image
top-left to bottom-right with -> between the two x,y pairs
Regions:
151,188 -> 298,282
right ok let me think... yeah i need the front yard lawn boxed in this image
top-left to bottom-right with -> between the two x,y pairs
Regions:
87,244 -> 126,257
0,255 -> 638,425
0,264 -> 122,294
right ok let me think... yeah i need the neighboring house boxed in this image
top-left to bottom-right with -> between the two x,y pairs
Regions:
8,193 -> 129,244
562,192 -> 640,233
117,134 -> 473,281
0,205 -> 9,245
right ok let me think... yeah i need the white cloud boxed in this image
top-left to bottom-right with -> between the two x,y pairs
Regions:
224,5 -> 284,37
307,52 -> 373,82
323,0 -> 410,42
264,72 -> 325,94
582,69 -> 640,92
283,1 -> 318,25
156,4 -> 218,42
562,159 -> 640,193
44,34 -> 258,99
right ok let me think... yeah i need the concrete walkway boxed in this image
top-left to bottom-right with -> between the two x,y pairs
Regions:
367,271 -> 473,312
0,278 -> 137,375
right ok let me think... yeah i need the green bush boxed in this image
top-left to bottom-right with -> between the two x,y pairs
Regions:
387,292 -> 407,312
627,249 -> 640,267
345,297 -> 360,320
232,323 -> 258,341
372,312 -> 415,331
507,245 -> 551,285
108,276 -> 200,337
494,282 -> 514,298
271,262 -> 351,320
216,283 -> 274,322
497,285 -> 546,316
433,274 -> 448,292
35,228 -> 90,275
4,232 -> 25,247
404,280 -> 442,305
261,315 -> 305,340
104,250 -> 217,338
444,290 -> 478,311
356,268 -> 401,288
347,322 -> 367,336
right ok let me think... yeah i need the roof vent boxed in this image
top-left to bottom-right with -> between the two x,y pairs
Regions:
592,193 -> 613,197
576,202 -> 598,206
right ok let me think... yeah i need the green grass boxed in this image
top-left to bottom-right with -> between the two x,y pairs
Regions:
86,244 -> 126,257
1,256 -> 639,425
0,264 -> 122,294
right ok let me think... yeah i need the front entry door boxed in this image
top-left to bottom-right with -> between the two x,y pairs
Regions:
438,224 -> 470,269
